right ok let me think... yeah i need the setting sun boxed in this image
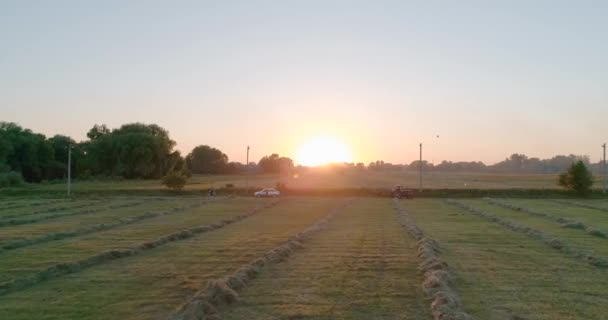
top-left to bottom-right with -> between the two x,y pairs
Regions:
295,136 -> 353,166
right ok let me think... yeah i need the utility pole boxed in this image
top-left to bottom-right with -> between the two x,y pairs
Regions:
67,144 -> 72,197
603,143 -> 606,194
419,143 -> 422,192
245,145 -> 250,192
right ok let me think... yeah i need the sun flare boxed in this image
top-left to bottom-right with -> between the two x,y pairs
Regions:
296,137 -> 353,166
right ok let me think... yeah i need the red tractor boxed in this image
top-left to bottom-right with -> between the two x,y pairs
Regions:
392,185 -> 414,199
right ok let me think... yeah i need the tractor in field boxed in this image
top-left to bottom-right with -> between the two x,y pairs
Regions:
392,185 -> 414,199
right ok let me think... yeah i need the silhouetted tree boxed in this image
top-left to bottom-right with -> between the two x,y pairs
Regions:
186,145 -> 228,174
258,154 -> 294,174
558,160 -> 594,195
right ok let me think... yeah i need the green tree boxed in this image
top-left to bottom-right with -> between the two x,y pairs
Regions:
186,145 -> 228,174
258,154 -> 294,174
0,122 -> 54,182
162,170 -> 188,191
85,123 -> 177,178
558,160 -> 594,195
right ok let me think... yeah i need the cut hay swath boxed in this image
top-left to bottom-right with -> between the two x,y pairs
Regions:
446,199 -> 608,268
551,199 -> 608,213
0,199 -> 106,221
0,199 -> 69,213
393,199 -> 473,320
168,200 -> 353,320
484,198 -> 608,239
0,199 -> 282,297
0,198 -> 224,253
0,200 -> 144,227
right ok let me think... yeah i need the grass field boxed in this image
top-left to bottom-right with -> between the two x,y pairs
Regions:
1,195 -> 608,319
5,170 -> 589,195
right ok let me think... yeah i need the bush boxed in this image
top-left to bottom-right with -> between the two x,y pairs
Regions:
162,171 -> 188,191
558,161 -> 594,195
0,171 -> 24,188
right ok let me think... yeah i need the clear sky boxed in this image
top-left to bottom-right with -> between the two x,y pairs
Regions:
1,1 -> 607,165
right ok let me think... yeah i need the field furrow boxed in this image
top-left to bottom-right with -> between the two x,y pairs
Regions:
219,198 -> 429,320
393,199 -> 471,320
485,198 -> 608,239
401,199 -> 608,320
0,197 -> 221,252
447,200 -> 608,268
505,199 -> 608,230
0,197 -> 342,320
0,199 -> 70,215
460,200 -> 608,261
0,200 -> 145,227
0,199 -> 104,220
0,198 -> 270,285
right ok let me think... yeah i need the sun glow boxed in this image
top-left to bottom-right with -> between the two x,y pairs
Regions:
295,136 -> 353,166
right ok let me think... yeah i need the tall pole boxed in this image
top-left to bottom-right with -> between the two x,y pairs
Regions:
67,144 -> 72,197
419,143 -> 422,192
603,143 -> 606,194
245,145 -> 250,191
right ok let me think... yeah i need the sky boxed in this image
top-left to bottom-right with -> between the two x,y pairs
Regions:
1,0 -> 607,165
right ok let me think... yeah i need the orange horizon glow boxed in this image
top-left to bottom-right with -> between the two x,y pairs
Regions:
295,136 -> 353,166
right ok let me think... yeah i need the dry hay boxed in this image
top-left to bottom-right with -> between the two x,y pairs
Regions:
168,200 -> 352,320
0,201 -> 144,228
484,198 -> 608,240
0,200 -> 220,254
446,199 -> 608,269
551,199 -> 608,213
393,199 -> 473,320
0,199 -> 282,297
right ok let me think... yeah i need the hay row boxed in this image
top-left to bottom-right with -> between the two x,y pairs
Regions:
0,199 -> 69,213
0,199 -> 105,221
168,200 -> 352,320
445,199 -> 608,269
485,198 -> 608,239
0,199 -> 222,253
0,201 -> 144,228
551,199 -> 608,213
0,199 -> 282,297
392,199 -> 473,320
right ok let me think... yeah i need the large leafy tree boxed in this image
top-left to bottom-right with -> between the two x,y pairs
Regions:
558,160 -> 594,195
85,123 -> 177,178
186,145 -> 228,174
0,122 -> 54,182
258,153 -> 294,174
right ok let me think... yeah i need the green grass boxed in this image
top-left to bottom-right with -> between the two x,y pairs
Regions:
0,197 -> 342,320
402,199 -> 608,320
1,196 -> 608,319
0,199 -> 102,219
0,197 -> 265,283
461,200 -> 608,258
507,199 -> 608,229
220,198 -> 430,320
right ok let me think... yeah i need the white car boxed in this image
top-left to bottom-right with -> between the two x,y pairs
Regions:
254,188 -> 281,197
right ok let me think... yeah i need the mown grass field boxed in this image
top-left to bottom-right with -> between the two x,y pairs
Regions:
1,195 -> 608,319
4,170 -> 584,195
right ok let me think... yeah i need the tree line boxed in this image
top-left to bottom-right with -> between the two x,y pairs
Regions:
1,121 -> 604,187
0,122 -> 295,186
366,153 -> 603,175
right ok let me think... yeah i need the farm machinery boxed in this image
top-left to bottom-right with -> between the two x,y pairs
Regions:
391,185 -> 414,199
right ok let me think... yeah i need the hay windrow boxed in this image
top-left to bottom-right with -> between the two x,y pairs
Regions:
0,199 -> 282,297
484,198 -> 608,239
446,199 -> 608,269
393,199 -> 473,320
0,199 -> 70,213
168,200 -> 352,320
551,199 -> 608,213
0,200 -> 144,228
0,199 -> 223,253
